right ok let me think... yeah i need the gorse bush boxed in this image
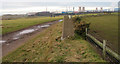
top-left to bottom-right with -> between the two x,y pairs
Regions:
73,17 -> 90,38
72,16 -> 82,23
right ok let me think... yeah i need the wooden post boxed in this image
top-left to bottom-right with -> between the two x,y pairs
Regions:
103,40 -> 106,59
85,28 -> 88,40
87,34 -> 120,61
86,28 -> 88,35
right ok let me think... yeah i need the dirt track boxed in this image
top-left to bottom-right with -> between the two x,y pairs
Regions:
2,20 -> 62,57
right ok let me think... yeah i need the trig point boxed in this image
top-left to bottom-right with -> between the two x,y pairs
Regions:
61,15 -> 74,40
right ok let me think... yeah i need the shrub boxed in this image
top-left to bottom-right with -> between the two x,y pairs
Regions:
72,17 -> 90,38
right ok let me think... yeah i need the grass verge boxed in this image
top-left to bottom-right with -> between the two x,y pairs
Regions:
3,21 -> 105,62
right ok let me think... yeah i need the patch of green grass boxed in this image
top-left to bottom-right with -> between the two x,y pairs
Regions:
82,14 -> 118,53
55,55 -> 65,62
3,21 -> 105,62
2,16 -> 63,35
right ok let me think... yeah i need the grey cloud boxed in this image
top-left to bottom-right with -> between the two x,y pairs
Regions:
2,2 -> 117,9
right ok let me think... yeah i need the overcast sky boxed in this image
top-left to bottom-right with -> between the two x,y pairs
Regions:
1,0 -> 119,2
0,0 -> 119,15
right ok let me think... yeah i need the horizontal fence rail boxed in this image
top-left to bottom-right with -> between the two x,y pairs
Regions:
86,28 -> 120,61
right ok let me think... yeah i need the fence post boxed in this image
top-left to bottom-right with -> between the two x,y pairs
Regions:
86,28 -> 88,35
103,40 -> 106,59
85,28 -> 88,40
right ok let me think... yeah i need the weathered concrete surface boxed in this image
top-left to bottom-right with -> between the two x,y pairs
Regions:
62,15 -> 74,39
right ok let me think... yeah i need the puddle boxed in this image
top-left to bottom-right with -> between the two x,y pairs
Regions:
0,40 -> 6,44
13,37 -> 20,40
3,20 -> 60,45
35,28 -> 38,30
37,26 -> 41,28
59,20 -> 63,22
18,29 -> 35,35
41,25 -> 50,28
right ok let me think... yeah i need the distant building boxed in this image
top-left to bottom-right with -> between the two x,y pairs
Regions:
114,8 -> 119,12
83,7 -> 85,12
35,12 -> 52,16
62,11 -> 67,14
78,7 -> 85,12
100,7 -> 103,12
78,7 -> 82,12
74,11 -> 79,13
27,12 -> 37,16
96,8 -> 98,12
27,12 -> 54,17
67,11 -> 73,13
73,7 -> 75,12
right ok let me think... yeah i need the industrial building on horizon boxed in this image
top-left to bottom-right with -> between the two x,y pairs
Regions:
2,6 -> 119,18
26,6 -> 118,16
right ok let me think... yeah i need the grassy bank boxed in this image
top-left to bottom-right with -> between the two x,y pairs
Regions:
2,16 -> 63,35
3,22 -> 104,62
82,14 -> 118,53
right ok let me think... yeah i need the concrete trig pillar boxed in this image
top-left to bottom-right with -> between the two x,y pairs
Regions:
61,15 -> 74,40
